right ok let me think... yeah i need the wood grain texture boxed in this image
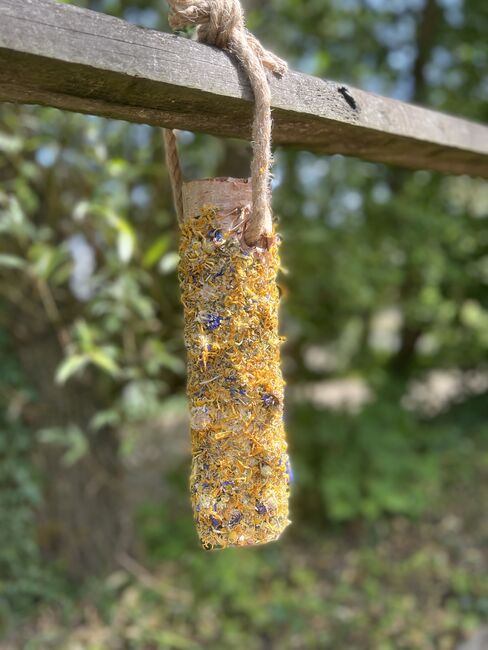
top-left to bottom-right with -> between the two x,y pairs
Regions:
0,0 -> 487,177
183,178 -> 253,219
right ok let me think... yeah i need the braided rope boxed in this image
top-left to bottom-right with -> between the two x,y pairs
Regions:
163,128 -> 184,225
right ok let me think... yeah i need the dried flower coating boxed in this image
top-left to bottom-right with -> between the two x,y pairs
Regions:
179,205 -> 291,548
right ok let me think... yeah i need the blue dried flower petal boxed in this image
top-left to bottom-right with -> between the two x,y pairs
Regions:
204,313 -> 222,331
229,512 -> 242,526
286,459 -> 294,483
256,502 -> 267,515
210,515 -> 222,529
262,392 -> 279,407
207,228 -> 224,242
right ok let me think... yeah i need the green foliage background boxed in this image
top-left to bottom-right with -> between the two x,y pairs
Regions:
0,0 -> 487,647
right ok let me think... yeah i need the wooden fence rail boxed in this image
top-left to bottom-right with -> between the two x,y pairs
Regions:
0,0 -> 487,178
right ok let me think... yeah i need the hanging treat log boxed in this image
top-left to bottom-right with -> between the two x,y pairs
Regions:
179,177 -> 291,549
166,0 -> 291,549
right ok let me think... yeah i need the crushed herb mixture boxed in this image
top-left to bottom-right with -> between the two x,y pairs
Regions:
179,206 -> 291,549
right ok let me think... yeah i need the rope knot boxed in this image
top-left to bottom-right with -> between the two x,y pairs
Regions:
167,0 -> 286,76
203,0 -> 244,49
168,0 -> 242,48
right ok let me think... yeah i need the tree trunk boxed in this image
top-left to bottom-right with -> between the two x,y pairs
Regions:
13,325 -> 130,578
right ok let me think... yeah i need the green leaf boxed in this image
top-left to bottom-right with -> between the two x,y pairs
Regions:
28,244 -> 70,281
88,349 -> 120,377
158,251 -> 180,274
113,218 -> 137,263
0,196 -> 30,239
38,425 -> 88,466
62,427 -> 88,466
89,409 -> 121,432
73,200 -> 90,221
55,355 -> 88,385
143,236 -> 170,268
157,349 -> 185,374
117,229 -> 135,263
0,254 -> 26,269
75,320 -> 95,349
144,341 -> 184,375
89,206 -> 137,263
0,132 -> 23,154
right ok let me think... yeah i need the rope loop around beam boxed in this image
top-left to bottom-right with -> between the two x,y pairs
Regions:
166,0 -> 287,246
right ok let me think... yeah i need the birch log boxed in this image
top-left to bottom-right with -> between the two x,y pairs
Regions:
179,178 -> 291,548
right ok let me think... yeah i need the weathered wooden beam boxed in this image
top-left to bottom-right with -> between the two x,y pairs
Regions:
0,0 -> 487,178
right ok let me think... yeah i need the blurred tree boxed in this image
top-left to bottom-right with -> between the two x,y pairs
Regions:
0,108 -> 187,576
